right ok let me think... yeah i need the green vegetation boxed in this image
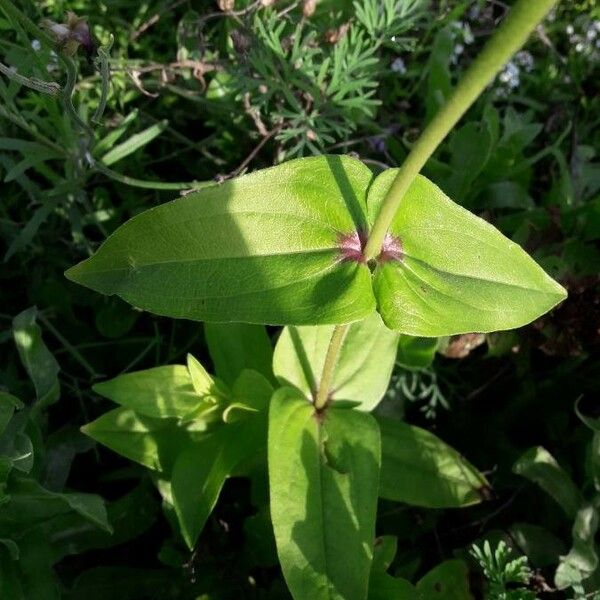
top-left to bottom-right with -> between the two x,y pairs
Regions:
1,1 -> 599,599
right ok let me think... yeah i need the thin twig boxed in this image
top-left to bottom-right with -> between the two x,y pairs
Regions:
227,125 -> 282,179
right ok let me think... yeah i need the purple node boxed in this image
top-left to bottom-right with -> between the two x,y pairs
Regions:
378,232 -> 403,263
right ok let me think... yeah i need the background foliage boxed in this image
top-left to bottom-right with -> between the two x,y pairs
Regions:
0,0 -> 599,598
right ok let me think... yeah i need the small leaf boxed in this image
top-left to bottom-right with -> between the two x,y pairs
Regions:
100,120 -> 168,166
93,365 -> 201,419
507,523 -> 565,568
12,307 -> 60,408
368,171 -> 567,336
368,574 -> 418,600
204,322 -> 274,384
417,560 -> 473,600
273,312 -> 399,411
186,354 -> 226,399
554,503 -> 599,589
379,417 -> 489,508
81,408 -> 205,472
4,200 -> 59,262
66,155 -> 375,326
269,387 -> 380,600
231,369 -> 273,414
0,538 -> 19,560
513,446 -> 583,519
397,336 -> 438,369
172,414 -> 266,548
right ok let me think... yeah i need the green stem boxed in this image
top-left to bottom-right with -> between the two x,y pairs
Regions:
314,324 -> 348,411
37,312 -> 98,378
363,0 -> 557,260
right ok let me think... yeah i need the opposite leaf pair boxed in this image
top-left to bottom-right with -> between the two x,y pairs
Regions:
82,320 -> 489,600
66,155 -> 566,336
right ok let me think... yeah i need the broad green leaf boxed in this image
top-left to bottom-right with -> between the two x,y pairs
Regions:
65,155 -> 375,326
273,312 -> 399,411
81,408 -> 205,472
555,503 -> 599,590
513,446 -> 583,519
12,307 -> 60,407
204,322 -> 274,384
93,365 -> 201,419
269,387 -> 380,600
368,171 -> 567,336
379,418 -> 488,508
417,560 -> 473,600
172,414 -> 266,548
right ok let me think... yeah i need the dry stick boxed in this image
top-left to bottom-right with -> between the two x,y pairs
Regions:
0,61 -> 61,96
314,0 -> 558,411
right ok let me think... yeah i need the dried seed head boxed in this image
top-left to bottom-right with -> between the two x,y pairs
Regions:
303,0 -> 316,17
217,0 -> 235,11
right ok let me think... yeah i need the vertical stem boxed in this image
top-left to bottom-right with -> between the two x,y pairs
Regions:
314,324 -> 348,411
363,0 -> 558,261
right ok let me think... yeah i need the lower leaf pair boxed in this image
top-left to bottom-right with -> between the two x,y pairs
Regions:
82,323 -> 488,600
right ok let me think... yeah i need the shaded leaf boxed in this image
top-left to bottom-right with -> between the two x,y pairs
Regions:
81,407 -> 206,472
269,387 -> 380,600
379,417 -> 488,508
12,307 -> 60,408
555,503 -> 599,589
513,446 -> 583,519
172,414 -> 266,548
204,322 -> 274,384
416,560 -> 473,600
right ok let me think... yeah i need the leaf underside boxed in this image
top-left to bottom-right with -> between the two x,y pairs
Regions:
66,155 -> 566,336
